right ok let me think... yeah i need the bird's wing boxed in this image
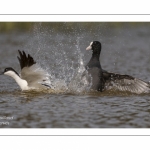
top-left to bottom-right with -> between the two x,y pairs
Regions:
17,50 -> 36,69
103,71 -> 150,94
17,50 -> 51,88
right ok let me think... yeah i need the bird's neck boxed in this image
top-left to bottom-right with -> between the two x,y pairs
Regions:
86,51 -> 101,69
8,73 -> 29,91
91,51 -> 100,61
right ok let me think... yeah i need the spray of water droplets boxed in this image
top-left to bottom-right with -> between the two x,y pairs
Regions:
24,25 -> 92,94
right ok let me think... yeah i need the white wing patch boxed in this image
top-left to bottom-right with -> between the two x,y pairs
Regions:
20,64 -> 51,89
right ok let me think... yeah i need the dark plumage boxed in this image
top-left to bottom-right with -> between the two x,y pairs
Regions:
85,41 -> 104,91
1,67 -> 20,77
85,41 -> 150,94
17,50 -> 36,69
86,41 -> 101,69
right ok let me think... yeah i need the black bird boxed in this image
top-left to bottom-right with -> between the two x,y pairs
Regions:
85,41 -> 104,91
85,41 -> 150,94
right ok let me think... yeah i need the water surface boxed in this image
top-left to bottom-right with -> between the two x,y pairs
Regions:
0,24 -> 150,128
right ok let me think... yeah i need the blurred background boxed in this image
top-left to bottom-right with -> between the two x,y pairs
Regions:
0,22 -> 150,128
0,22 -> 150,33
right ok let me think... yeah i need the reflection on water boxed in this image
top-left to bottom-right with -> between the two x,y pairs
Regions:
0,23 -> 150,128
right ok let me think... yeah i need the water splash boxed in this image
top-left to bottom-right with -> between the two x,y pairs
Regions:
76,37 -> 85,73
67,37 -> 91,93
24,25 -> 92,94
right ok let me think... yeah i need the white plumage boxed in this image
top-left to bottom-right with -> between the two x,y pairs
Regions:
3,50 -> 51,91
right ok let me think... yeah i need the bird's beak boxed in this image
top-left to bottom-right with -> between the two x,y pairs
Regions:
86,45 -> 92,50
0,72 -> 4,75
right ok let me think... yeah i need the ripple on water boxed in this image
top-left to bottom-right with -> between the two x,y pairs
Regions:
0,26 -> 150,127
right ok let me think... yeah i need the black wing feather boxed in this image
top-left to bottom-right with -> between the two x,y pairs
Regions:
103,71 -> 134,81
17,50 -> 36,69
102,70 -> 150,94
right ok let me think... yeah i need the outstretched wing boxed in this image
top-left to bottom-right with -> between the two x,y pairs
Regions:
17,50 -> 36,69
17,50 -> 51,88
103,70 -> 150,94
